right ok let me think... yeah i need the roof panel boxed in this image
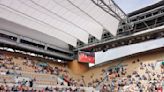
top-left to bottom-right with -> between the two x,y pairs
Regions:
2,0 -> 90,44
0,0 -> 120,47
21,0 -> 90,43
69,0 -> 119,36
34,0 -> 103,40
0,4 -> 77,46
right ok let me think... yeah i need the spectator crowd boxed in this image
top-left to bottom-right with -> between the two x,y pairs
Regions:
0,52 -> 164,92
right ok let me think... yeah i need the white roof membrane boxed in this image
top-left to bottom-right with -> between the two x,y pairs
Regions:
0,0 -> 120,47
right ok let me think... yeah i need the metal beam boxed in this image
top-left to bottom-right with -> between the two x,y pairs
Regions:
75,25 -> 164,51
91,0 -> 127,20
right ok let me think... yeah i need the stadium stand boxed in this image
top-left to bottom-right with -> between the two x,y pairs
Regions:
0,47 -> 163,91
0,50 -> 97,91
0,0 -> 164,92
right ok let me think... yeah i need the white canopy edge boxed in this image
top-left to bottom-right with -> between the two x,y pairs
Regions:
65,0 -> 119,36
0,18 -> 69,49
0,0 -> 120,47
0,5 -> 77,47
31,0 -> 103,40
0,0 -> 90,44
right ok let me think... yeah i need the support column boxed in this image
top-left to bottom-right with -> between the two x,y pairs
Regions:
16,36 -> 21,43
44,45 -> 48,50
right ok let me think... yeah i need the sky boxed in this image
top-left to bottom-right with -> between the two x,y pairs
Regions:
114,0 -> 162,14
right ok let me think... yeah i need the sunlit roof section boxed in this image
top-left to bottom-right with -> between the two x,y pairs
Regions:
0,6 -> 78,47
0,0 -> 120,46
62,0 -> 119,36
